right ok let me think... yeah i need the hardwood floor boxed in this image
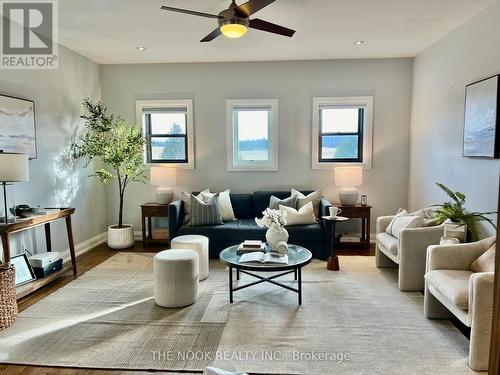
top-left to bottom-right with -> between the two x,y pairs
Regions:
4,241 -> 375,375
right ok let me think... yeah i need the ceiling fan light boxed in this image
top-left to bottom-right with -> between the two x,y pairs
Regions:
220,23 -> 248,38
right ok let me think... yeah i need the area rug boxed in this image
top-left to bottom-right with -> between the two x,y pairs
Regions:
0,253 -> 483,374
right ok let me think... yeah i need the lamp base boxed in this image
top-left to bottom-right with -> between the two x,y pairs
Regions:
155,187 -> 174,205
339,188 -> 359,206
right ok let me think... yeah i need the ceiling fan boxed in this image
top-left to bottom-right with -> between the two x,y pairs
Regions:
160,0 -> 296,42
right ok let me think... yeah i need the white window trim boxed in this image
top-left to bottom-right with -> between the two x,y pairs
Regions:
311,96 -> 373,170
226,99 -> 279,172
136,99 -> 194,170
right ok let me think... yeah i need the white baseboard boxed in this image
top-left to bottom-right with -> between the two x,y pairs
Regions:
134,230 -> 142,240
61,232 -> 107,263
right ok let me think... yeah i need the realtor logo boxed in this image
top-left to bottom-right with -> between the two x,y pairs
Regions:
1,0 -> 58,69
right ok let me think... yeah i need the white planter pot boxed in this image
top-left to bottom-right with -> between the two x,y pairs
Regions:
107,225 -> 135,249
444,220 -> 467,243
266,226 -> 289,251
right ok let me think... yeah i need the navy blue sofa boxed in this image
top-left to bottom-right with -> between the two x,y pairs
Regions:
169,191 -> 333,260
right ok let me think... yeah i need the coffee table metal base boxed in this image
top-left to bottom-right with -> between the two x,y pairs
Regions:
229,266 -> 303,305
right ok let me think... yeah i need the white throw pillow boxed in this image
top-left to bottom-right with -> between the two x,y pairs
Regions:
201,189 -> 236,222
291,188 -> 321,220
410,207 -> 440,227
386,209 -> 425,239
279,202 -> 316,226
182,189 -> 210,224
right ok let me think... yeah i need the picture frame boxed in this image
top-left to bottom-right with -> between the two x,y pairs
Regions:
11,253 -> 36,286
463,74 -> 500,159
0,94 -> 37,159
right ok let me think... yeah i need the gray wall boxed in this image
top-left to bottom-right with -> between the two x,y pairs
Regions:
0,45 -> 107,259
101,59 -> 413,233
409,1 -> 500,237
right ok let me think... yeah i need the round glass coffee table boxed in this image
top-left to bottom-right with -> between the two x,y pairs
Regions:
219,244 -> 312,305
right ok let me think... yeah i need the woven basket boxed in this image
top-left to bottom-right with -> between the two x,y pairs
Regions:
0,265 -> 18,330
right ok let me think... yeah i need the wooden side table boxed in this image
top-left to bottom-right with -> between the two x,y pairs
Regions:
141,203 -> 169,247
0,208 -> 77,299
334,204 -> 372,251
322,216 -> 349,271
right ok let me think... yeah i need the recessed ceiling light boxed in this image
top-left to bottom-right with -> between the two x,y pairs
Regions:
354,40 -> 365,46
136,46 -> 147,51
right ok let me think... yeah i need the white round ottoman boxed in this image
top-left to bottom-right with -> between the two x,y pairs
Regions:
170,235 -> 209,280
153,249 -> 199,308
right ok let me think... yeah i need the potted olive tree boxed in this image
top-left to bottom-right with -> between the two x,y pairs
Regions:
72,99 -> 146,249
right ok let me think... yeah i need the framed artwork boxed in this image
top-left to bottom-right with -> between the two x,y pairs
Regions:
0,94 -> 37,159
463,74 -> 500,159
11,253 -> 36,286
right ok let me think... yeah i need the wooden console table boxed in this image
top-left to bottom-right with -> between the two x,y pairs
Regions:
334,204 -> 372,251
141,203 -> 169,246
0,208 -> 77,299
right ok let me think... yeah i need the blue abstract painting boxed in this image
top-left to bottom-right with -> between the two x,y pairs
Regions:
0,95 -> 36,159
463,75 -> 499,158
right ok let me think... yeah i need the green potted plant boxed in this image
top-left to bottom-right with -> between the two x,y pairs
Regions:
72,99 -> 146,249
434,182 -> 496,242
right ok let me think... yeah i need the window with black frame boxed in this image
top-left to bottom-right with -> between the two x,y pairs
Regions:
318,106 -> 364,163
144,109 -> 188,163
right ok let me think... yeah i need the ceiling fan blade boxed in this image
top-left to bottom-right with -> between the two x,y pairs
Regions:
160,5 -> 220,19
249,18 -> 295,37
235,0 -> 275,17
201,28 -> 222,42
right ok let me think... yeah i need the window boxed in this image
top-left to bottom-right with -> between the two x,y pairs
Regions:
136,100 -> 194,169
226,99 -> 278,171
312,97 -> 373,169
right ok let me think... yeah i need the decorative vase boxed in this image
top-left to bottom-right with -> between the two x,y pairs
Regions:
107,224 -> 135,249
266,226 -> 289,251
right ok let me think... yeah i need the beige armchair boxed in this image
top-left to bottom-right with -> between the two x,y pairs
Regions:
376,215 -> 444,291
424,236 -> 496,371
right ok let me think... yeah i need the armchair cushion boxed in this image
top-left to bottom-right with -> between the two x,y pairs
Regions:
471,244 -> 496,273
376,232 -> 398,255
425,270 -> 474,310
386,209 -> 424,238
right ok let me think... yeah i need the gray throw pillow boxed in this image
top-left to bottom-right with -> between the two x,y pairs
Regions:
190,193 -> 223,226
269,195 -> 298,210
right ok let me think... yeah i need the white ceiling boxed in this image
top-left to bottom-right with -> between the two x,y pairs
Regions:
59,0 -> 493,64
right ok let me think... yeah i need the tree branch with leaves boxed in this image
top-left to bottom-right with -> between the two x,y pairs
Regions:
72,99 -> 146,228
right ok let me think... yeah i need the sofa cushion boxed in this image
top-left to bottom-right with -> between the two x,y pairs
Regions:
280,202 -> 316,226
229,194 -> 253,219
376,232 -> 399,255
471,243 -> 496,273
190,194 -> 223,226
253,191 -> 314,218
425,270 -> 474,310
182,189 -> 209,224
178,219 -> 322,243
269,195 -> 298,210
292,188 -> 322,219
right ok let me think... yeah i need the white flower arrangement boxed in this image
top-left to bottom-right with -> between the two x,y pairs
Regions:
255,208 -> 287,229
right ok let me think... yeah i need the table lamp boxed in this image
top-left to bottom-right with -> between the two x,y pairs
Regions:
150,167 -> 176,204
0,152 -> 29,224
335,166 -> 363,206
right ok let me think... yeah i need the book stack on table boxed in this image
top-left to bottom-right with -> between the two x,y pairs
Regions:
237,240 -> 266,254
340,232 -> 361,243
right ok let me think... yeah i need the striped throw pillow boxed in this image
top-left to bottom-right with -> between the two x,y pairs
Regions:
190,193 -> 223,226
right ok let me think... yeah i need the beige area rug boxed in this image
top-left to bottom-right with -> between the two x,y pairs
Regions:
0,253 -> 483,374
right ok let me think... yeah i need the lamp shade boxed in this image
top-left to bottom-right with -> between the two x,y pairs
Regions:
150,167 -> 176,187
335,166 -> 363,187
0,153 -> 29,182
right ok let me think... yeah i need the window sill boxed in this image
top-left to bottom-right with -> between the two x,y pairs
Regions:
312,160 -> 371,170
